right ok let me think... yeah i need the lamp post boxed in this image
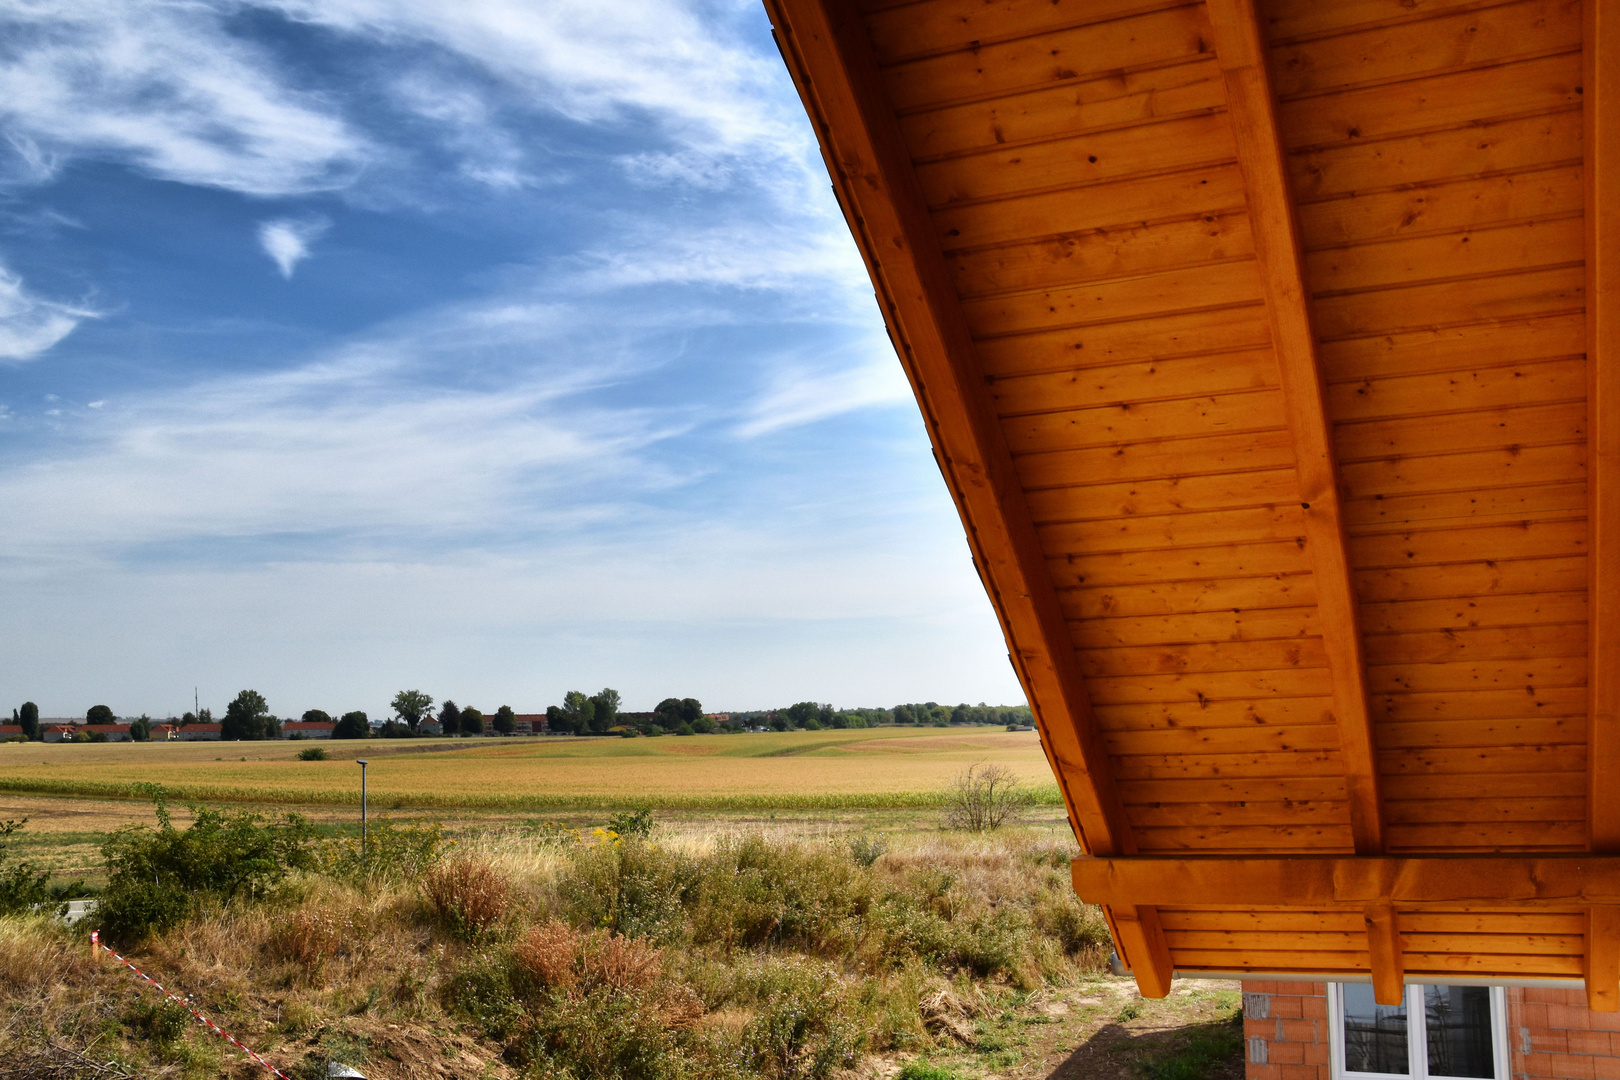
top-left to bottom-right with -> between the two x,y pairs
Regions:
356,759 -> 368,855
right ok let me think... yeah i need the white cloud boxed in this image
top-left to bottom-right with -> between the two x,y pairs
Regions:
0,0 -> 367,196
736,352 -> 914,438
0,261 -> 97,362
258,217 -> 331,278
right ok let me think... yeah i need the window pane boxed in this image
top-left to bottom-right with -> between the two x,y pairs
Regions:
1424,986 -> 1496,1079
1342,984 -> 1410,1075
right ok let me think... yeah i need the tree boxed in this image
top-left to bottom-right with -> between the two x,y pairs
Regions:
222,690 -> 270,741
461,708 -> 485,735
438,700 -> 461,735
493,706 -> 516,735
86,705 -> 115,725
130,716 -> 152,742
679,698 -> 703,723
391,690 -> 433,731
302,709 -> 332,725
332,711 -> 369,739
589,689 -> 621,730
786,702 -> 829,729
562,691 -> 596,734
691,715 -> 716,734
546,705 -> 567,734
18,703 -> 38,741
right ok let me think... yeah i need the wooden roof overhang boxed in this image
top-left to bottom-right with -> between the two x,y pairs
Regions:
763,0 -> 1619,1004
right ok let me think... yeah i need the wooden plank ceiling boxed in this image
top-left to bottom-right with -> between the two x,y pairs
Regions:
764,0 -> 1618,1002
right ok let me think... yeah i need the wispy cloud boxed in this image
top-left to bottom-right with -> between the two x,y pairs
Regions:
0,261 -> 97,362
736,351 -> 914,438
258,217 -> 331,278
0,0 -> 368,195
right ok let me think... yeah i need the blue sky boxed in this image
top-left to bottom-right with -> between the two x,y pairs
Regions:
0,0 -> 1023,719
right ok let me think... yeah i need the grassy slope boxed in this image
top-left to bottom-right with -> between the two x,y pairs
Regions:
0,727 -> 1064,811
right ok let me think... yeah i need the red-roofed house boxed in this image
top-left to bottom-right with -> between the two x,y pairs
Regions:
179,723 -> 221,741
0,724 -> 22,738
281,722 -> 333,739
150,724 -> 180,741
82,724 -> 133,741
42,725 -> 74,743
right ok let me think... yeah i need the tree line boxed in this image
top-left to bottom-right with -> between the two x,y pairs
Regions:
8,693 -> 1034,742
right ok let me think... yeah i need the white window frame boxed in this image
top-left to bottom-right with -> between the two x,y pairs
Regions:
1327,983 -> 1510,1080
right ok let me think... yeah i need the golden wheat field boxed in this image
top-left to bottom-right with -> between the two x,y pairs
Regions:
0,726 -> 1057,810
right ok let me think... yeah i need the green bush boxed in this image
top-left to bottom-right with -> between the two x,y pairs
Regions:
316,819 -> 445,885
296,746 -> 328,761
736,957 -> 862,1080
897,1063 -> 963,1080
607,807 -> 655,839
125,997 -> 192,1047
0,819 -> 55,916
96,792 -> 314,945
560,838 -> 696,944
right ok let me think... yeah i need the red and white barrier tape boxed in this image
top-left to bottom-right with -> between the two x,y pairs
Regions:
90,930 -> 291,1079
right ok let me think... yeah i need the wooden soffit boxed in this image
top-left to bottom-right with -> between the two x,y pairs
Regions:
764,0 -> 1616,1005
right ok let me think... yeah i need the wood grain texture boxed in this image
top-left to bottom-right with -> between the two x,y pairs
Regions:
762,0 -> 1134,858
1588,0 -> 1620,854
1206,0 -> 1385,854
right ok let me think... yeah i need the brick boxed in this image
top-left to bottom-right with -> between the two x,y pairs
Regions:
1270,996 -> 1304,1019
1568,1031 -> 1613,1055
1267,1042 -> 1305,1064
1301,995 -> 1328,1020
1552,1005 -> 1595,1031
1590,1011 -> 1620,1032
1246,1018 -> 1275,1038
1524,1051 -> 1558,1075
1593,1055 -> 1620,1080
1246,981 -> 1280,995
1523,1004 -> 1553,1029
1550,1053 -> 1598,1078
1529,989 -> 1572,1005
1248,1064 -> 1281,1080
1535,1031 -> 1571,1054
1277,1019 -> 1320,1043
1278,1063 -> 1321,1080
1303,1042 -> 1330,1065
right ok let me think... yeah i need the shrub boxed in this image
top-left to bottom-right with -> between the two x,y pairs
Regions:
561,838 -> 695,944
607,807 -> 655,839
848,833 -> 888,868
424,857 -> 508,940
296,745 -> 328,761
0,819 -> 54,916
125,997 -> 193,1047
445,949 -> 526,1040
317,819 -> 445,884
737,957 -> 862,1080
96,792 -> 314,945
942,763 -> 1032,831
897,1063 -> 963,1080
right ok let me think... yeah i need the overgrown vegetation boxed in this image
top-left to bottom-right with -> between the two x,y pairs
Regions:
0,798 -> 1117,1080
0,819 -> 55,916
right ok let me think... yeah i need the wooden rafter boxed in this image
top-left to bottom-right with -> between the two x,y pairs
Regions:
1588,0 -> 1620,855
1203,0 -> 1385,856
1590,907 -> 1620,1012
1364,903 -> 1404,1006
761,0 -> 1172,996
1073,855 -> 1620,908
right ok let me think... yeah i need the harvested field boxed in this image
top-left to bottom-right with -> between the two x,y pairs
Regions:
0,726 -> 1060,811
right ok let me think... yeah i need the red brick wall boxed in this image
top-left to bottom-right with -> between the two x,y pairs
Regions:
1509,987 -> 1620,1080
1241,980 -> 1332,1080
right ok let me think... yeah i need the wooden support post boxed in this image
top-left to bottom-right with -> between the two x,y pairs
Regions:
1364,903 -> 1404,1007
1590,907 -> 1620,1012
1204,0 -> 1384,854
1588,0 -> 1620,855
1113,905 -> 1175,999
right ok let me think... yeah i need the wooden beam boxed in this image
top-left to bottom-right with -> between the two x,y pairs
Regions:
1588,907 -> 1620,1012
1073,855 -> 1620,909
1364,903 -> 1404,1007
762,0 -> 1135,861
1113,906 -> 1175,999
763,0 -> 1173,995
1203,0 -> 1384,854
1588,0 -> 1620,854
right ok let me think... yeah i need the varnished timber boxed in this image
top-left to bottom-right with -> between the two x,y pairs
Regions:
1364,902 -> 1404,1006
764,0 -> 1177,994
1589,0 -> 1620,853
1204,0 -> 1385,854
1073,855 -> 1620,908
1589,906 -> 1620,1012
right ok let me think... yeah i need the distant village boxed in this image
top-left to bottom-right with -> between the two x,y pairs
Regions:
4,691 -> 1035,743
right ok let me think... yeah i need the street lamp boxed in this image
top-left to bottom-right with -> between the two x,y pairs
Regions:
356,759 -> 368,854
